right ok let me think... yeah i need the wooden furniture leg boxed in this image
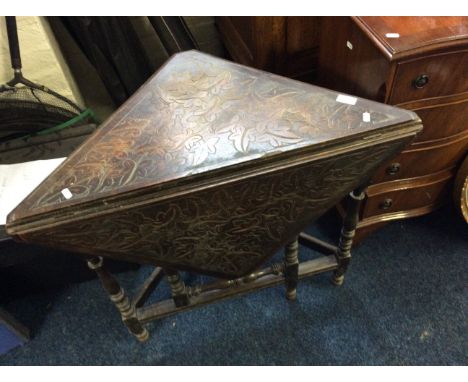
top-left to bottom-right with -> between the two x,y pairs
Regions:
284,236 -> 299,300
164,268 -> 190,307
87,257 -> 149,342
332,187 -> 366,286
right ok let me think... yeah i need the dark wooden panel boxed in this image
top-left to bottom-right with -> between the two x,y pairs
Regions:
216,16 -> 320,81
216,16 -> 286,72
286,17 -> 320,54
230,16 -> 254,53
284,17 -> 320,80
251,16 -> 287,72
318,17 -> 390,102
215,16 -> 254,66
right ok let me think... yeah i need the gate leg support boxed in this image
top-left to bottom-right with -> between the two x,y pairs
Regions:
284,236 -> 299,300
87,257 -> 149,342
165,269 -> 190,307
333,187 -> 366,286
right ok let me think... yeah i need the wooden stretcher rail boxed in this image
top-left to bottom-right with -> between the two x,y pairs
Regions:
133,267 -> 164,308
137,255 -> 338,323
298,232 -> 338,255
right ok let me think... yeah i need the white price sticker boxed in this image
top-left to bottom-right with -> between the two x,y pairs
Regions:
336,94 -> 357,106
61,188 -> 73,200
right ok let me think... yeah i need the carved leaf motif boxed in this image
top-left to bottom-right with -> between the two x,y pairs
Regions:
186,136 -> 220,166
259,124 -> 303,147
184,135 -> 203,151
24,52 -> 405,212
25,141 -> 406,278
220,123 -> 256,153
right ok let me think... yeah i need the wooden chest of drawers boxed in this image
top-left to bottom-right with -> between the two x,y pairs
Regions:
318,16 -> 468,240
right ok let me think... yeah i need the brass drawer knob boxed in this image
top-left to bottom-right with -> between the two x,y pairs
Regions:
413,74 -> 429,89
379,198 -> 393,210
386,162 -> 401,175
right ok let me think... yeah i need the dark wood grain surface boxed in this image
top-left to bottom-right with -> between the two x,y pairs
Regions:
317,16 -> 391,102
216,17 -> 321,82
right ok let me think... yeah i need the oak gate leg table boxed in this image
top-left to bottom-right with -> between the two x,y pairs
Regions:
6,51 -> 422,342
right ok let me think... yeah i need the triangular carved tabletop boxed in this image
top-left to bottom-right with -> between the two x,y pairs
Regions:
7,51 -> 422,278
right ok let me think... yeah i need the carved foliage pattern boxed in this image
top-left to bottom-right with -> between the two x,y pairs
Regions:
28,140 -> 407,277
26,52 -> 404,212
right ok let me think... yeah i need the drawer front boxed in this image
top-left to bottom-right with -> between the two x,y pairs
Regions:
362,176 -> 451,219
411,96 -> 468,143
389,50 -> 468,104
371,132 -> 468,183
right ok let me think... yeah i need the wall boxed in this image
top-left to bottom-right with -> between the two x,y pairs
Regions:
0,16 -> 83,106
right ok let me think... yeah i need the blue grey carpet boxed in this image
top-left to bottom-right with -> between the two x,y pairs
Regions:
0,205 -> 466,365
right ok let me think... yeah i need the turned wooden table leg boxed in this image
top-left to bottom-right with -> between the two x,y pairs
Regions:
332,187 -> 366,286
87,257 -> 149,342
284,236 -> 299,300
164,269 -> 190,307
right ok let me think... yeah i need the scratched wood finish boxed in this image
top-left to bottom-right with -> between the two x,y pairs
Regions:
318,17 -> 468,241
6,51 -> 421,278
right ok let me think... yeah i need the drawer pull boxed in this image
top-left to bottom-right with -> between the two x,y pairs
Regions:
413,74 -> 429,89
386,162 -> 401,176
379,198 -> 393,210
